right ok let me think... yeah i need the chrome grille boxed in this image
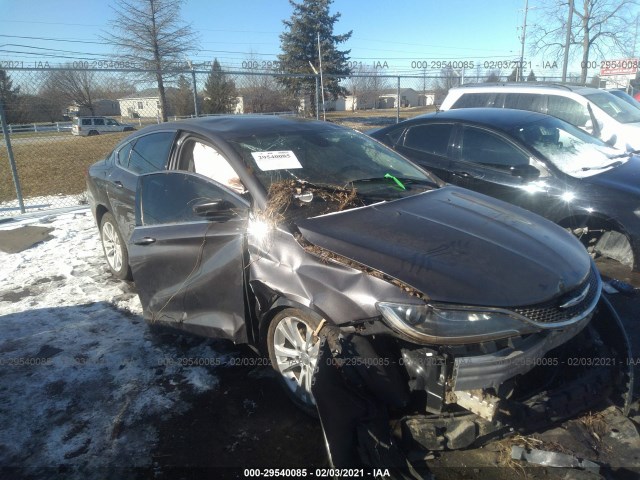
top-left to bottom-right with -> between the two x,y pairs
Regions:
513,268 -> 600,324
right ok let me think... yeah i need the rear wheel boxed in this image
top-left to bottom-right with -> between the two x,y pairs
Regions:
267,308 -> 321,415
100,212 -> 131,280
88,130 -> 99,136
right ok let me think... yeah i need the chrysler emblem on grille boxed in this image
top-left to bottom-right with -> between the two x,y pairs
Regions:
559,284 -> 590,309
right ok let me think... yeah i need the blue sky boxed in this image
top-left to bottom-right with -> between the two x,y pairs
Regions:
0,0 -> 630,78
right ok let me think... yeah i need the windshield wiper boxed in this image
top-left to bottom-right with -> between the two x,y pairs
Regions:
384,173 -> 406,190
582,160 -> 623,171
611,149 -> 640,159
349,176 -> 436,188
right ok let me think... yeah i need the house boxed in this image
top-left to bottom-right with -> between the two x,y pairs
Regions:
377,88 -> 421,108
65,99 -> 120,118
418,93 -> 436,106
118,88 -> 177,119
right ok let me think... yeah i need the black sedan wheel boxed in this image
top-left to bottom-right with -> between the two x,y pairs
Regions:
267,308 -> 321,415
100,212 -> 131,280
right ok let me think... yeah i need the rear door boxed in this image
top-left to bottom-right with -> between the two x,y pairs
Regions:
106,130 -> 176,240
129,171 -> 250,342
392,122 -> 455,181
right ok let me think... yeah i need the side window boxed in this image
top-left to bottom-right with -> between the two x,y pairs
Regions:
128,132 -> 175,175
106,119 -> 117,126
383,128 -> 404,145
503,93 -> 545,113
403,123 -> 454,156
94,118 -> 105,126
116,141 -> 134,168
139,172 -> 240,226
81,119 -> 92,126
546,96 -> 590,126
452,93 -> 495,108
179,139 -> 246,194
460,126 -> 529,170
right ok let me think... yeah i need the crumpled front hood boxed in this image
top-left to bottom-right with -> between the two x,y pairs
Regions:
296,186 -> 591,307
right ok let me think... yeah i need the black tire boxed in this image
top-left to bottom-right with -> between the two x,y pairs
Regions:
99,212 -> 131,280
88,130 -> 99,136
267,308 -> 321,416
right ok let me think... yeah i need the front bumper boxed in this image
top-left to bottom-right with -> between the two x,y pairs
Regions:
312,296 -> 633,473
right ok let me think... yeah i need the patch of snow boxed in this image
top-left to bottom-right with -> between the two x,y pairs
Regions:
0,209 -> 222,475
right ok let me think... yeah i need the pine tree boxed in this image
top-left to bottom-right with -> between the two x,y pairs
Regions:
172,75 -> 195,117
526,70 -> 538,82
0,69 -> 21,123
507,68 -> 518,82
277,0 -> 352,105
202,60 -> 237,114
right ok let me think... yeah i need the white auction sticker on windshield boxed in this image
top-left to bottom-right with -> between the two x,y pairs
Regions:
251,151 -> 302,171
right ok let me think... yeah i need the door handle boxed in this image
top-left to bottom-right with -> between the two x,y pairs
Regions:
134,237 -> 156,246
452,171 -> 471,178
114,180 -> 124,188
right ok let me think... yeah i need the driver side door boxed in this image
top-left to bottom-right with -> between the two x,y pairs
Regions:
128,171 -> 250,342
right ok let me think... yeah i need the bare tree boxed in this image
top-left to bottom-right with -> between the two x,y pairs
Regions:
486,70 -> 502,82
103,0 -> 198,122
347,65 -> 391,110
42,67 -> 99,115
432,67 -> 462,102
530,0 -> 638,84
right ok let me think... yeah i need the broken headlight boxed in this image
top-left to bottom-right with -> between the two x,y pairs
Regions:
376,302 -> 540,345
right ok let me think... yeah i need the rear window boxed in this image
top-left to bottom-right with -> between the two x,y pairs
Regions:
452,93 -> 495,108
128,132 -> 175,174
81,119 -> 92,126
403,123 -> 454,156
503,93 -> 545,113
94,118 -> 105,126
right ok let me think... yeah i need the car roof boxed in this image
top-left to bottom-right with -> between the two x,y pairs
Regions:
411,107 -> 556,129
450,82 -> 601,95
137,114 -> 342,137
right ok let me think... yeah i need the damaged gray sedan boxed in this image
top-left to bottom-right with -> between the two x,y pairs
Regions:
86,116 -> 633,474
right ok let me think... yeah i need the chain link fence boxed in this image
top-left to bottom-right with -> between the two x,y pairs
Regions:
0,66 -> 571,217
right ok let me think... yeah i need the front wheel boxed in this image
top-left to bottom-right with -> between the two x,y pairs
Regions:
267,308 -> 321,415
100,212 -> 131,280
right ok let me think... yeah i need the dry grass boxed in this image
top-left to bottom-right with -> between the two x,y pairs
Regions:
497,433 -> 575,475
326,106 -> 437,132
0,132 -> 130,202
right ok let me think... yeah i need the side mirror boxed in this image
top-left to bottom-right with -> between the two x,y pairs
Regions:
192,199 -> 236,220
510,164 -> 540,179
605,134 -> 617,147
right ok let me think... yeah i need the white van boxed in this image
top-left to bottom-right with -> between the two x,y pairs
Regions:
72,116 -> 135,136
440,84 -> 640,151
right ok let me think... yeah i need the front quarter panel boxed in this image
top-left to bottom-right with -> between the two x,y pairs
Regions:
249,227 -> 416,326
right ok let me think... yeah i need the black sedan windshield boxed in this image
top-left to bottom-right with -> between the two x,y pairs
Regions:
506,116 -> 628,178
227,126 -> 438,199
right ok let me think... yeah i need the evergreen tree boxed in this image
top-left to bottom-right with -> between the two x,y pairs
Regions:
507,68 -> 518,82
277,0 -> 352,104
0,69 -> 21,123
172,75 -> 195,117
202,60 -> 237,114
526,70 -> 538,82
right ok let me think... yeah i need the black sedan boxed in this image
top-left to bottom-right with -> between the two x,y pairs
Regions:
86,116 -> 631,471
370,108 -> 640,271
